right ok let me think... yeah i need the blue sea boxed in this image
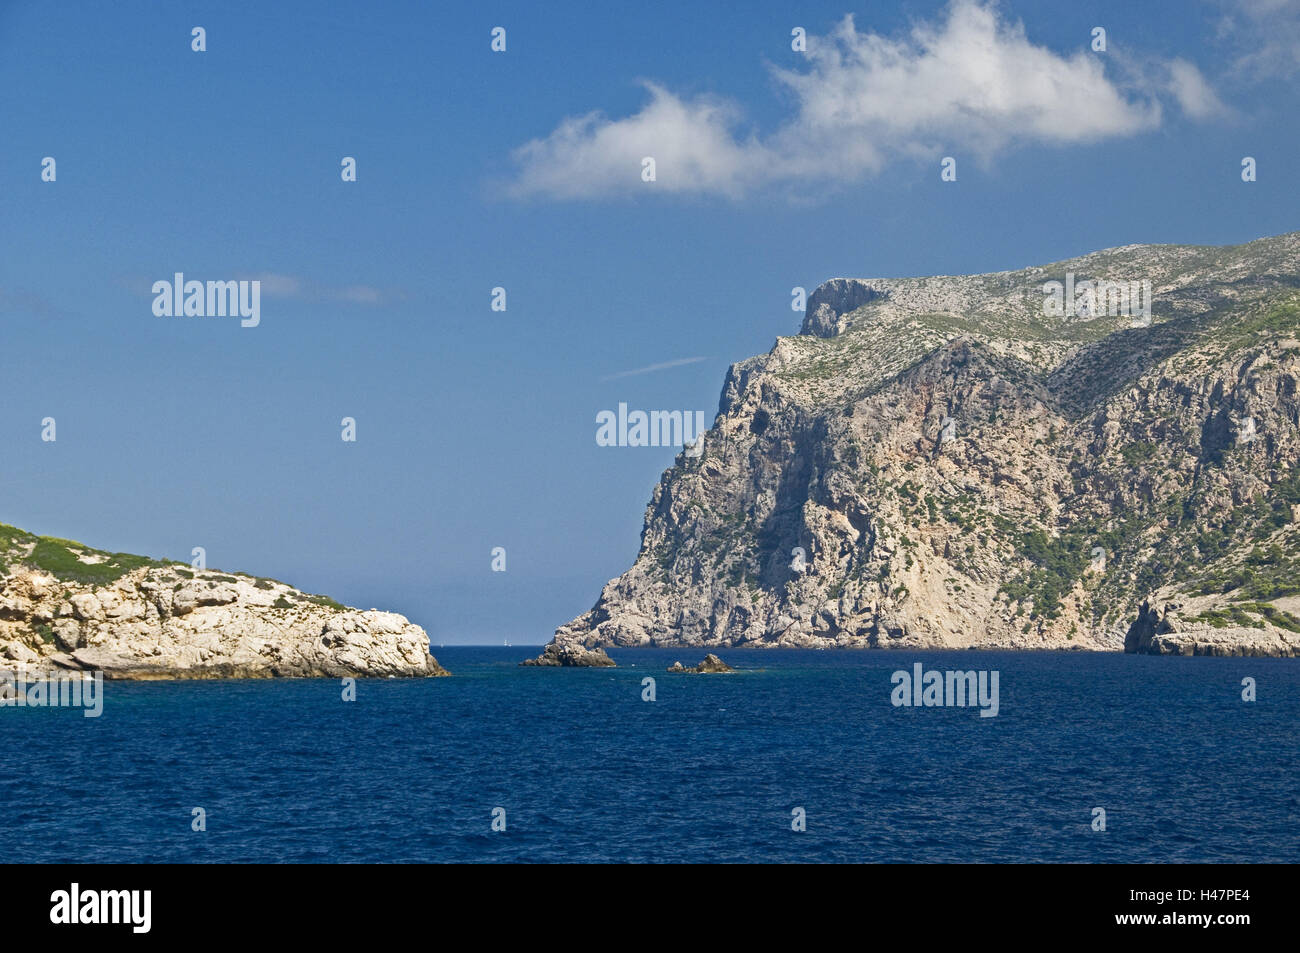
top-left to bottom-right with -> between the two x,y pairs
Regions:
2,648 -> 1296,863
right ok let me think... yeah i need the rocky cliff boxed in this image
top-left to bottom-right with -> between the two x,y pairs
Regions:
0,524 -> 449,677
538,231 -> 1300,660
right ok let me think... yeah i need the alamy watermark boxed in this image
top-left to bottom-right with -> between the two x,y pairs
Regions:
1042,272 -> 1151,327
0,667 -> 103,717
890,662 -> 999,717
152,273 -> 260,327
50,883 -> 150,933
596,403 -> 706,456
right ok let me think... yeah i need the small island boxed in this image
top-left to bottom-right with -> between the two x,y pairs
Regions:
667,654 -> 734,673
520,641 -> 615,667
0,522 -> 449,679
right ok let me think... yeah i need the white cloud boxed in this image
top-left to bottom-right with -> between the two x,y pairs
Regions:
336,285 -> 384,305
250,273 -> 303,297
506,0 -> 1219,199
1216,0 -> 1300,80
600,356 -> 708,381
1164,58 -> 1228,119
246,273 -> 387,305
770,3 -> 1157,166
508,83 -> 764,199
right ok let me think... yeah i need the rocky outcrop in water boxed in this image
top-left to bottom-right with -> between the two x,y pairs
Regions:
667,653 -> 734,673
1125,598 -> 1299,657
534,231 -> 1300,659
519,641 -> 615,667
0,524 -> 448,678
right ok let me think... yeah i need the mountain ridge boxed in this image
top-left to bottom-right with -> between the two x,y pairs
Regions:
536,230 -> 1300,661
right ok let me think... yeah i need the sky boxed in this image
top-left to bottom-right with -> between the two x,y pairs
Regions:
1,0 -> 1298,643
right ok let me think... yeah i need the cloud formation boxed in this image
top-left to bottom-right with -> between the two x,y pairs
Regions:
244,273 -> 388,305
1216,0 -> 1300,81
600,356 -> 708,381
0,286 -> 71,320
507,0 -> 1219,199
1162,58 -> 1228,119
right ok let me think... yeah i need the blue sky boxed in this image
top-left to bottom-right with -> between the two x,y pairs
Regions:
2,0 -> 1297,643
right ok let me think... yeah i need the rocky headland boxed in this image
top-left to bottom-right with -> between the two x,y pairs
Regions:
0,523 -> 448,678
531,231 -> 1300,662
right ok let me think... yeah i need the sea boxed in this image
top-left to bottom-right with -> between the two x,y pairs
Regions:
2,648 -> 1296,863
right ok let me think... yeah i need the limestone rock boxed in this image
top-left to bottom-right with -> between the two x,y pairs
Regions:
520,641 -> 615,667
667,653 -> 734,673
1126,598 -> 1299,657
694,653 -> 734,673
537,231 -> 1300,658
0,528 -> 449,679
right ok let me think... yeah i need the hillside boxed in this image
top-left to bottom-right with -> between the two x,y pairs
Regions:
536,231 -> 1300,660
0,524 -> 449,677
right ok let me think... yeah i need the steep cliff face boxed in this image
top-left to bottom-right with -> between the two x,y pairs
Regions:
541,232 -> 1300,659
0,525 -> 449,678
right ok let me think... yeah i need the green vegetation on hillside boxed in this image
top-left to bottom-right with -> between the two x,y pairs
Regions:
0,522 -> 340,608
28,537 -> 165,584
0,522 -> 172,584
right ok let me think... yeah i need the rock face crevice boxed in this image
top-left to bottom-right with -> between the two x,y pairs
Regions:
0,527 -> 449,678
802,279 -> 888,337
1125,598 -> 1299,657
534,231 -> 1300,661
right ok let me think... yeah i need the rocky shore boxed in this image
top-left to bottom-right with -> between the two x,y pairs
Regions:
0,523 -> 448,679
1125,599 -> 1300,657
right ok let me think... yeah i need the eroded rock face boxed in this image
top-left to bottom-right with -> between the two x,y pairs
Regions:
667,654 -> 734,673
539,232 -> 1300,658
0,537 -> 448,678
520,642 -> 615,667
1126,599 -> 1300,657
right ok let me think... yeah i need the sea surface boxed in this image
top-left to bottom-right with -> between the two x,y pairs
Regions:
2,648 -> 1297,863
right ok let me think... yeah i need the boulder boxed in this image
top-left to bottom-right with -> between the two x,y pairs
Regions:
521,640 -> 616,667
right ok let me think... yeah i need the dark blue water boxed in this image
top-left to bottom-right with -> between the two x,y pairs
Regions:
2,648 -> 1296,862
